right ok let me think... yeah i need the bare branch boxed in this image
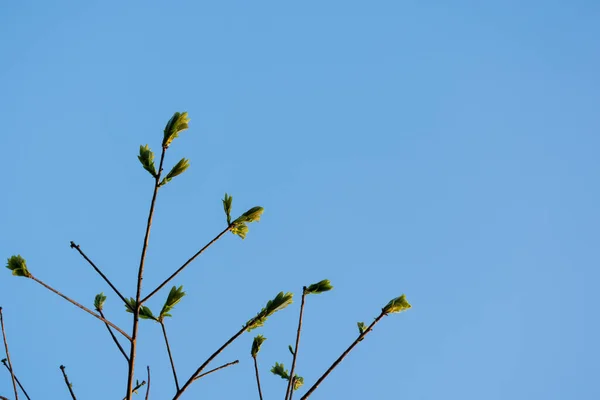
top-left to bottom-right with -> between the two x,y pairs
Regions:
193,359 -> 239,381
145,366 -> 151,400
160,321 -> 179,391
98,309 -> 129,362
252,356 -> 264,400
70,241 -> 127,304
1,359 -> 31,400
127,146 -> 167,400
29,275 -> 131,340
0,308 -> 18,400
173,326 -> 246,400
141,225 -> 231,304
60,365 -> 77,400
300,311 -> 387,399
286,288 -> 307,400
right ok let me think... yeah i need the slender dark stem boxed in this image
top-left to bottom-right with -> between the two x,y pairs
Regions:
193,359 -> 239,381
60,365 -> 77,400
173,326 -> 246,400
160,321 -> 179,391
0,308 -> 18,400
286,288 -> 307,400
141,225 -> 232,304
98,309 -> 129,362
29,275 -> 131,340
2,359 -> 31,400
127,147 -> 166,400
122,380 -> 146,400
70,241 -> 128,305
145,366 -> 151,400
300,312 -> 387,400
252,356 -> 264,400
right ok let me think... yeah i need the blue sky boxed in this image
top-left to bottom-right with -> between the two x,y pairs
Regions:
1,1 -> 599,399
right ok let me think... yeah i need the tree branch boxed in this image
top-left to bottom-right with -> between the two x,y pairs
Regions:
60,365 -> 77,400
145,366 -> 151,400
300,311 -> 387,400
70,241 -> 127,304
286,288 -> 307,400
0,308 -> 18,400
28,275 -> 131,340
127,146 -> 166,400
173,326 -> 246,400
160,321 -> 179,391
252,356 -> 264,400
121,379 -> 146,400
98,309 -> 129,362
141,225 -> 231,304
193,359 -> 239,381
1,359 -> 31,400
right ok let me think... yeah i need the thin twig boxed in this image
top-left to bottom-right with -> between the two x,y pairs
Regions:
0,308 -> 18,400
145,366 -> 151,400
252,356 -> 264,400
300,311 -> 387,400
29,275 -> 131,340
127,147 -> 166,400
141,225 -> 231,304
286,288 -> 307,400
60,365 -> 77,400
173,326 -> 246,400
193,359 -> 239,381
122,380 -> 146,400
98,308 -> 129,362
160,321 -> 179,390
70,241 -> 128,304
1,359 -> 31,400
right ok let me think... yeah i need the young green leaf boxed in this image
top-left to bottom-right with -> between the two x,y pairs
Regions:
94,293 -> 107,311
231,206 -> 264,239
231,222 -> 249,239
245,292 -> 293,332
292,375 -> 304,390
124,298 -> 157,321
159,158 -> 190,186
125,297 -> 136,313
233,206 -> 264,224
382,294 -> 412,314
357,321 -> 366,335
6,255 -> 31,278
138,144 -> 157,177
288,345 -> 295,356
271,362 -> 290,381
162,112 -> 190,148
251,335 -> 267,358
159,285 -> 186,320
222,193 -> 233,225
139,306 -> 157,321
305,279 -> 333,295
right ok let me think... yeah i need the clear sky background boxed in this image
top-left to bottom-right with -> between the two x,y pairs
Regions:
1,2 -> 599,399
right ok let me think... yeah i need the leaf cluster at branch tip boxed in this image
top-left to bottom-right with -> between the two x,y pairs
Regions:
163,112 -> 190,149
382,294 -> 412,314
160,158 -> 190,187
94,292 -> 107,311
159,285 -> 186,321
245,292 -> 293,332
305,279 -> 333,294
271,362 -> 303,390
222,193 -> 233,225
138,144 -> 157,177
6,255 -> 31,278
231,206 -> 264,240
251,335 -> 267,358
